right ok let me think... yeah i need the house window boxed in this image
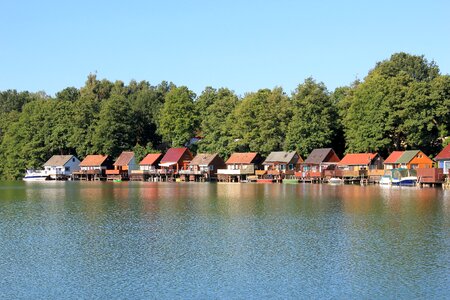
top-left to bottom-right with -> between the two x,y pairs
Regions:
289,164 -> 294,170
65,167 -> 70,171
209,165 -> 214,170
411,164 -> 418,169
72,158 -> 75,162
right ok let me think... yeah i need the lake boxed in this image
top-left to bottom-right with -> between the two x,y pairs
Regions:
0,182 -> 449,299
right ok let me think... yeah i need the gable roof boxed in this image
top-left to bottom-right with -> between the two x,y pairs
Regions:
435,144 -> 450,160
43,155 -> 75,166
396,150 -> 420,164
160,148 -> 190,163
339,153 -> 377,166
114,151 -> 135,166
79,155 -> 109,167
263,151 -> 301,164
226,152 -> 259,164
304,148 -> 339,164
384,151 -> 404,164
140,153 -> 163,166
190,153 -> 219,166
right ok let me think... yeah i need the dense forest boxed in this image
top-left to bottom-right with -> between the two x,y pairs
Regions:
0,52 -> 449,180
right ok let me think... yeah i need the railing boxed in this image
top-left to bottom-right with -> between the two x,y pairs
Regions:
178,170 -> 204,175
368,170 -> 385,177
72,170 -> 102,175
218,165 -> 255,175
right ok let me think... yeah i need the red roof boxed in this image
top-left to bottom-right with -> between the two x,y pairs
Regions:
79,155 -> 109,167
140,153 -> 162,165
226,152 -> 258,164
339,153 -> 377,166
160,148 -> 190,163
435,144 -> 450,160
384,151 -> 403,164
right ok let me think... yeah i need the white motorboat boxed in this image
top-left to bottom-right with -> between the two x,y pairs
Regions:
328,177 -> 343,185
23,170 -> 49,181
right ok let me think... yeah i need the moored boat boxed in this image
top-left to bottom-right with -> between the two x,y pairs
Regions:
23,170 -> 49,181
328,177 -> 343,185
388,168 -> 417,186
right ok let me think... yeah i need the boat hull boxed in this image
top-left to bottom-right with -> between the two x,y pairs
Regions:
23,176 -> 49,181
392,177 -> 417,186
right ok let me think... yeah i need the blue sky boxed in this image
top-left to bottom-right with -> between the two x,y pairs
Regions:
1,0 -> 449,97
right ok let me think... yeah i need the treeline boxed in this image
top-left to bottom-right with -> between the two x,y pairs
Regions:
0,52 -> 449,180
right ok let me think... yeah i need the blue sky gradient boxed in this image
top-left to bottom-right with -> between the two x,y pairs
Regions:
1,0 -> 449,96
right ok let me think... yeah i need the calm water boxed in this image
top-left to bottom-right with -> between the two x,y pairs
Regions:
0,182 -> 449,299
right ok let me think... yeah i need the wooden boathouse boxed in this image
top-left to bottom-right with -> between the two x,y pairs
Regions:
130,153 -> 163,181
217,152 -> 262,182
258,151 -> 303,183
106,151 -> 138,181
336,153 -> 384,183
178,153 -> 226,182
43,155 -> 80,180
72,155 -> 114,181
298,148 -> 340,182
158,147 -> 193,182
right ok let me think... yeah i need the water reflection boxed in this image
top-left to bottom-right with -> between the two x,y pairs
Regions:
0,182 -> 448,299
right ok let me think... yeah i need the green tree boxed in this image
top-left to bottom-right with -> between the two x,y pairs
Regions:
285,78 -> 337,157
341,52 -> 446,156
229,88 -> 292,156
197,88 -> 239,158
92,95 -> 135,158
158,86 -> 196,147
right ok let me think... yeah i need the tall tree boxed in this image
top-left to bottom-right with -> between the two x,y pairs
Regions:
92,95 -> 135,158
229,88 -> 292,156
158,86 -> 196,147
341,52 -> 445,155
197,88 -> 239,158
285,78 -> 337,157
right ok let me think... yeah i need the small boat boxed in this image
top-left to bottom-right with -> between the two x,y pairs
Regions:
380,170 -> 393,185
328,177 -> 343,185
382,168 -> 417,186
379,175 -> 392,185
23,169 -> 49,181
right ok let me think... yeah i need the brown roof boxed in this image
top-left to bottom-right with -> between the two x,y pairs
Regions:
43,155 -> 76,166
79,155 -> 109,167
190,153 -> 219,166
263,151 -> 302,164
140,153 -> 162,166
114,151 -> 135,166
226,152 -> 259,164
339,153 -> 377,166
304,148 -> 339,164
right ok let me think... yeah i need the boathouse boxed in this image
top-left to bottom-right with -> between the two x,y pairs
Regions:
217,152 -> 262,182
106,151 -> 138,181
259,151 -> 303,181
383,151 -> 404,169
384,150 -> 433,170
159,148 -> 193,180
130,153 -> 163,181
180,153 -> 226,181
435,144 -> 450,175
301,148 -> 340,179
337,153 -> 384,182
338,153 -> 383,171
73,155 -> 113,181
43,155 -> 80,180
